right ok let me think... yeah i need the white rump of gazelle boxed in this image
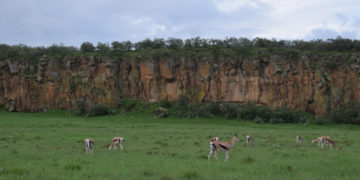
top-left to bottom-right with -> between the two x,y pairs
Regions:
208,133 -> 239,161
312,136 -> 338,149
296,136 -> 304,145
246,135 -> 255,146
84,138 -> 95,155
109,137 -> 124,150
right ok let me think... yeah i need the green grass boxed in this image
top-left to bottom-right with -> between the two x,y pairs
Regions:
0,110 -> 359,180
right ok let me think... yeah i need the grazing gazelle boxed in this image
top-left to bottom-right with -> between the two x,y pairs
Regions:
312,136 -> 337,149
84,138 -> 95,155
323,137 -> 338,150
246,135 -> 255,146
296,136 -> 304,145
109,137 -> 124,150
208,133 -> 239,161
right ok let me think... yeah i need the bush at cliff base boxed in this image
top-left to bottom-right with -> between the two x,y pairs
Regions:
87,105 -> 115,117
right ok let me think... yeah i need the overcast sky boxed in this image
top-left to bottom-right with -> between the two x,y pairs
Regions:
1,0 -> 360,46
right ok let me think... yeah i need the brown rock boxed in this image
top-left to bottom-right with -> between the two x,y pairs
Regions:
1,55 -> 360,115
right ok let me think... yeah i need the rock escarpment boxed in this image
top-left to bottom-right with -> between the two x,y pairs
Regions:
1,54 -> 360,115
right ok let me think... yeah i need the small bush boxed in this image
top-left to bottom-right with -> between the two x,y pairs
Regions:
173,95 -> 216,118
222,103 -> 238,119
254,116 -> 264,124
174,94 -> 190,110
204,102 -> 223,115
272,107 -> 299,123
328,104 -> 360,124
118,99 -> 142,112
315,116 -> 326,124
87,105 -> 114,117
118,99 -> 158,113
237,102 -> 259,121
270,117 -> 285,124
74,100 -> 86,115
159,97 -> 171,108
174,103 -> 212,119
184,104 -> 202,118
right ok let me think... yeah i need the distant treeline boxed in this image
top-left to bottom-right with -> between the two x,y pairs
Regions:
1,36 -> 360,60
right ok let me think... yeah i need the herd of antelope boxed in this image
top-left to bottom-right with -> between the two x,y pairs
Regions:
84,134 -> 338,161
84,136 -> 124,155
208,134 -> 338,161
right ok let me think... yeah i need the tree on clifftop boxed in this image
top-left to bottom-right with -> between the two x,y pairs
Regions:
80,42 -> 95,52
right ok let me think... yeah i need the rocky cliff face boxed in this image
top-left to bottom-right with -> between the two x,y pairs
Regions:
1,54 -> 360,115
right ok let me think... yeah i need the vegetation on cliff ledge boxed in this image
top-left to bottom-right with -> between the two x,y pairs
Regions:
1,36 -> 360,61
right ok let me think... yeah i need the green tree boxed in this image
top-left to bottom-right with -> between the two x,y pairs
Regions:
80,42 -> 95,52
111,41 -> 123,51
96,42 -> 110,52
166,38 -> 183,49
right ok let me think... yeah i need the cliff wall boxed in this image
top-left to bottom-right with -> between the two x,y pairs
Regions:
1,54 -> 360,115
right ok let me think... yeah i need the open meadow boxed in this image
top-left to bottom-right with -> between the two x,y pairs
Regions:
0,110 -> 359,180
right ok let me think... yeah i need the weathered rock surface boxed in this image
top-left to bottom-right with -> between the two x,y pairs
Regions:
1,54 -> 360,115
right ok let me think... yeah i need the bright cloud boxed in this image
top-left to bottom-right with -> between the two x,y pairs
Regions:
213,0 -> 258,13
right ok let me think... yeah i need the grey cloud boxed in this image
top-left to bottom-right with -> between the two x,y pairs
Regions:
0,0 -> 359,46
305,27 -> 357,40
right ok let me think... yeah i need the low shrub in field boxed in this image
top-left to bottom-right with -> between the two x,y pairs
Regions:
204,102 -> 223,115
272,107 -> 299,123
118,99 -> 157,113
236,102 -> 274,122
221,102 -> 314,124
173,94 -> 190,110
159,97 -> 171,108
87,104 -> 115,117
328,104 -> 360,124
222,103 -> 238,119
269,117 -> 285,124
237,102 -> 259,120
73,100 -> 86,115
174,103 -> 212,118
173,95 -> 213,118
254,116 -> 264,123
256,106 -> 273,122
315,116 -> 327,124
118,99 -> 142,112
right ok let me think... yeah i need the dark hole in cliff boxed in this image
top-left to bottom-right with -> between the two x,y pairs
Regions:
166,78 -> 176,83
275,70 -> 283,74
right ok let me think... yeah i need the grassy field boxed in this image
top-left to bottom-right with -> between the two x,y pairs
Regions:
0,110 -> 359,180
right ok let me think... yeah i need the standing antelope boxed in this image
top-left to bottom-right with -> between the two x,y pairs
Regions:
84,138 -> 95,155
296,136 -> 304,145
208,133 -> 239,161
246,135 -> 255,146
109,137 -> 124,150
312,136 -> 337,149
